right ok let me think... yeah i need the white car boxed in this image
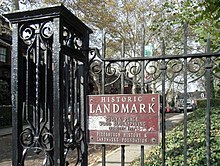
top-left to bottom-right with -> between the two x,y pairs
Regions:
178,99 -> 196,112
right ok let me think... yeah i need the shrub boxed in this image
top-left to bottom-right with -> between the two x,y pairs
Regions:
131,108 -> 220,165
0,105 -> 12,127
197,98 -> 220,108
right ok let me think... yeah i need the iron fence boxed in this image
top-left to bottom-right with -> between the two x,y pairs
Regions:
89,28 -> 220,166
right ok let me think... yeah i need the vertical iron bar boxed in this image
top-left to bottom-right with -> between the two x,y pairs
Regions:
35,31 -> 40,136
121,36 -> 125,166
53,17 -> 64,166
48,48 -> 53,163
206,34 -> 211,166
44,49 -> 52,165
82,30 -> 91,166
25,47 -> 29,123
69,59 -> 73,132
161,39 -> 166,166
74,61 -> 78,121
64,56 -> 69,133
140,24 -> 145,166
44,50 -> 47,122
121,37 -> 125,94
121,145 -> 125,166
79,63 -> 86,165
101,30 -> 106,166
11,23 -> 23,166
183,18 -> 188,166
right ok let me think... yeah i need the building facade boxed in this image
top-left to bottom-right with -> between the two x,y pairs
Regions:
0,15 -> 11,85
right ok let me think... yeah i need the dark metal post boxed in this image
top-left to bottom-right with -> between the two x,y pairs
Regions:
11,22 -> 23,166
101,30 -> 106,166
81,30 -> 91,166
161,39 -> 166,166
183,19 -> 188,166
53,17 -> 64,165
206,34 -> 211,166
121,36 -> 125,166
5,5 -> 92,165
140,24 -> 145,166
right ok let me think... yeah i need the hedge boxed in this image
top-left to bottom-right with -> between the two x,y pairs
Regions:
197,98 -> 220,108
131,107 -> 220,165
0,105 -> 12,128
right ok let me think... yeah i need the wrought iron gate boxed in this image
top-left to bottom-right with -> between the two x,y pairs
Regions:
4,4 -> 220,166
88,29 -> 220,166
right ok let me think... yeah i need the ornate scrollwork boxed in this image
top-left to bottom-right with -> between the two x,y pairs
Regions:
20,128 -> 34,147
19,24 -> 36,45
144,60 -> 161,83
41,132 -> 54,152
166,59 -> 183,80
63,26 -> 83,50
19,125 -> 54,165
188,57 -> 206,83
90,59 -> 102,74
212,56 -> 220,79
40,22 -> 54,39
125,61 -> 142,77
105,62 -> 122,86
63,111 -> 84,165
19,21 -> 54,47
89,49 -> 220,94
20,127 -> 54,150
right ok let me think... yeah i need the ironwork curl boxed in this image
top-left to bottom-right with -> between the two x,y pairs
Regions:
188,57 -> 206,83
106,62 -> 118,76
188,58 -> 205,73
104,62 -> 124,86
19,22 -> 54,45
20,127 -> 54,151
166,59 -> 183,79
125,61 -> 142,76
19,24 -> 36,45
144,60 -> 161,83
40,21 -> 54,39
41,132 -> 54,151
64,119 -> 84,165
90,60 -> 102,74
212,57 -> 220,79
20,128 -> 34,147
63,27 -> 83,50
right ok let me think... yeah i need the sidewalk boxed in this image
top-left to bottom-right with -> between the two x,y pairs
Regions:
0,126 -> 11,136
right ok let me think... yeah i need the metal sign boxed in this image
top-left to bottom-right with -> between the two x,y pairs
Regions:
88,94 -> 160,145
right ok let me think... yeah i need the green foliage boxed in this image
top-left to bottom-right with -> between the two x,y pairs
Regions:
131,108 -> 220,165
197,99 -> 207,108
197,98 -> 220,108
0,106 -> 12,128
158,0 -> 220,52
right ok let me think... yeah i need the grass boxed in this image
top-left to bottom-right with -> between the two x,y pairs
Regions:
131,108 -> 220,166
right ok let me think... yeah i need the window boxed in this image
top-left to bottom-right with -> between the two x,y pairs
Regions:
0,46 -> 7,62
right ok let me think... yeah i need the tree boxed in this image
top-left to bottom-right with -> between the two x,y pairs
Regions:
0,0 -> 44,12
155,0 -> 220,98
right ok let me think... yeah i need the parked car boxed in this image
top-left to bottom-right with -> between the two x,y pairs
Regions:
177,99 -> 196,112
